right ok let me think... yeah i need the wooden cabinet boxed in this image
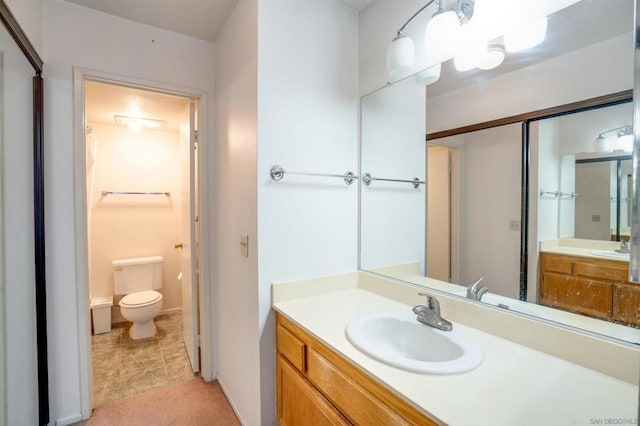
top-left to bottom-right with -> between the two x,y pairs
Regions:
276,313 -> 436,426
539,253 -> 640,324
613,282 -> 640,326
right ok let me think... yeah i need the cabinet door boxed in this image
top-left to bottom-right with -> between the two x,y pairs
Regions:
613,283 -> 640,326
277,355 -> 348,426
306,348 -> 410,426
541,272 -> 612,319
566,277 -> 613,319
540,272 -> 572,308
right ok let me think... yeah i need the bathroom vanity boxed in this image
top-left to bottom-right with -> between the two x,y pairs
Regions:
539,240 -> 640,326
276,313 -> 434,425
272,272 -> 638,425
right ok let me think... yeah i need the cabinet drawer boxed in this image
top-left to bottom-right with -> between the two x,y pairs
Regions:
306,348 -> 410,426
277,324 -> 306,372
543,255 -> 573,274
575,262 -> 627,282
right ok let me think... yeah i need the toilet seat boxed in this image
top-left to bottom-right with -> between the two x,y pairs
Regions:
120,290 -> 162,308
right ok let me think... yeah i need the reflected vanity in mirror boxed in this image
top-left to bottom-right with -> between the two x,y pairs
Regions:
359,0 -> 640,345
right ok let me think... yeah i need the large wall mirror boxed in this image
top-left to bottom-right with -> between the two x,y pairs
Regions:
360,0 -> 640,345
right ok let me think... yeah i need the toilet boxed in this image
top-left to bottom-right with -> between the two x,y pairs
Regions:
113,256 -> 164,339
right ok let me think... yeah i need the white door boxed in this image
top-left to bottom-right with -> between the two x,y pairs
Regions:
180,101 -> 199,373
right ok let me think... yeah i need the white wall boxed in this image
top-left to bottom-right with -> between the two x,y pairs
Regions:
214,0 -> 260,424
360,76 -> 426,274
5,0 -> 43,54
537,119 -> 561,242
256,1 -> 358,423
43,1 -> 215,422
439,124 -> 522,297
88,124 -> 182,318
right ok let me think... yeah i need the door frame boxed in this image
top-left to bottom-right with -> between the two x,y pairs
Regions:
72,67 -> 214,419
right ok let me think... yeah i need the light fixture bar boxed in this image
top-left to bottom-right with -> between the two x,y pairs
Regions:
394,0 -> 437,39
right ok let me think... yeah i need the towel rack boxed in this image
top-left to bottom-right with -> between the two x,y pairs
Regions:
101,191 -> 171,196
269,165 -> 357,185
361,173 -> 425,189
539,190 -> 578,198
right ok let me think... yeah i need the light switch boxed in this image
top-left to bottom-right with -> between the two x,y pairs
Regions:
240,234 -> 249,257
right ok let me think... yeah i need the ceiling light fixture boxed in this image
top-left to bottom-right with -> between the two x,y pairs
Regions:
114,115 -> 166,132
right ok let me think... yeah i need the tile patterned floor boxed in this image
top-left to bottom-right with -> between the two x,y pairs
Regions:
92,314 -> 196,406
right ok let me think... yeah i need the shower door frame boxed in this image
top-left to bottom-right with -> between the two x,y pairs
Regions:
72,67 -> 214,420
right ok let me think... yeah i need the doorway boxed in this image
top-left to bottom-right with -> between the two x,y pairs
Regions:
73,71 -> 211,415
426,144 -> 459,283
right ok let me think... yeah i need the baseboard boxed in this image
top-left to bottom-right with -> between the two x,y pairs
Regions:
159,307 -> 181,317
216,376 -> 246,426
55,413 -> 83,426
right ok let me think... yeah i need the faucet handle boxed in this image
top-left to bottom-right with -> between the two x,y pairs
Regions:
417,292 -> 439,313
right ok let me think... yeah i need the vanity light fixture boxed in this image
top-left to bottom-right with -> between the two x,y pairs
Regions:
386,0 -> 556,81
114,115 -> 166,132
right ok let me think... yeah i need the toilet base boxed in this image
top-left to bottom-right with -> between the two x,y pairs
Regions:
129,319 -> 157,340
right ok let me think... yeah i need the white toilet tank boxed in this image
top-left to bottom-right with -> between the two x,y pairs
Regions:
113,256 -> 163,295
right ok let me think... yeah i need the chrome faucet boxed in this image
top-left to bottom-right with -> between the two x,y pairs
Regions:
413,293 -> 452,331
616,241 -> 630,254
466,276 -> 488,301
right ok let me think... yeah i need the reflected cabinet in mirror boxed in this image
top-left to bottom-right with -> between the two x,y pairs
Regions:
359,0 -> 640,345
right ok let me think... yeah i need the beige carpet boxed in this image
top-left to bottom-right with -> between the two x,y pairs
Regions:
77,378 -> 240,425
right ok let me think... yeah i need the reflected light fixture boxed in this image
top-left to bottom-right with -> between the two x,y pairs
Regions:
593,125 -> 633,153
415,63 -> 442,85
114,115 -> 166,132
477,43 -> 505,70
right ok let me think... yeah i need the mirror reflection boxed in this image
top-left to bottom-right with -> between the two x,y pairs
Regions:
360,0 -> 639,344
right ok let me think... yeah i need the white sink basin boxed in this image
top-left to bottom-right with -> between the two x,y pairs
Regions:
345,312 -> 482,375
590,250 -> 630,260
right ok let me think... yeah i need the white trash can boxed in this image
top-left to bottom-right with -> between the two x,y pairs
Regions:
90,296 -> 114,334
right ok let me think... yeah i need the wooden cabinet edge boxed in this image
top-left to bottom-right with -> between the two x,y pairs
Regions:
276,312 -> 439,426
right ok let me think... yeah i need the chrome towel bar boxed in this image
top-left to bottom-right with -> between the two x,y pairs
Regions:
269,165 -> 357,185
539,189 -> 578,198
361,173 -> 425,189
101,191 -> 171,196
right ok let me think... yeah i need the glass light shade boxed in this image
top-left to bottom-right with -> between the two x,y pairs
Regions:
477,44 -> 505,70
415,63 -> 442,86
593,135 -> 610,153
504,17 -> 548,52
454,27 -> 485,72
386,36 -> 415,80
425,10 -> 461,64
616,134 -> 634,152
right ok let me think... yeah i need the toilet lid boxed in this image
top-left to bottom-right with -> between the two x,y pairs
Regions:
120,290 -> 162,307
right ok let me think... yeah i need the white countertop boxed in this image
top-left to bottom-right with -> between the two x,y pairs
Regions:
273,286 -> 638,426
540,238 -> 630,263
